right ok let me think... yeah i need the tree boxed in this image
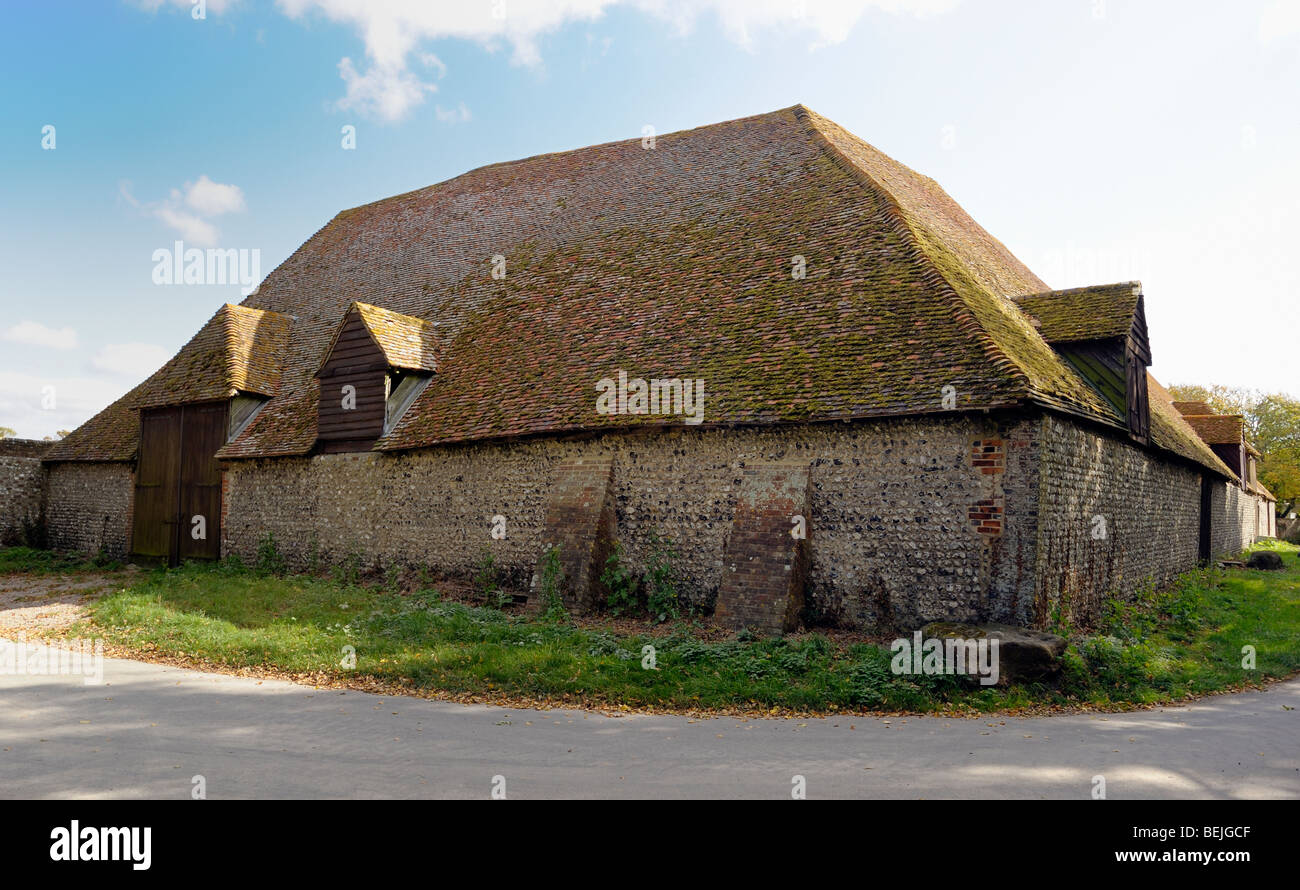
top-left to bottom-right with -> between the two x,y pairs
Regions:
0,427 -> 14,438
1252,394 -> 1300,514
1166,384 -> 1254,418
1170,384 -> 1300,515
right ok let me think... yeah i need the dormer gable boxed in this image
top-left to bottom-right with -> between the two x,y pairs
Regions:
1013,281 -> 1150,443
314,302 -> 436,453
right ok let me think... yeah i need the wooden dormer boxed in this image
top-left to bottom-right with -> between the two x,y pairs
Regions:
315,302 -> 438,454
1013,282 -> 1150,444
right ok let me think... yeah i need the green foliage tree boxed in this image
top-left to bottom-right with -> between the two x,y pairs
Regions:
0,427 -> 15,438
1169,384 -> 1300,512
1167,383 -> 1254,418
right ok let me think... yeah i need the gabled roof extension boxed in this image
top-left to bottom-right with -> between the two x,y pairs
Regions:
1012,282 -> 1143,344
1182,413 -> 1246,446
315,301 -> 439,376
1172,400 -> 1215,416
44,304 -> 291,462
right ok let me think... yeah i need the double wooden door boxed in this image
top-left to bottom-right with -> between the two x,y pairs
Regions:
131,402 -> 227,565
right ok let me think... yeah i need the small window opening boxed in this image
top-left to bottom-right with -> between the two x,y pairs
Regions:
385,370 -> 432,434
228,393 -> 268,442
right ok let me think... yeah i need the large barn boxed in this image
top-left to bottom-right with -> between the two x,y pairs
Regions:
11,105 -> 1276,633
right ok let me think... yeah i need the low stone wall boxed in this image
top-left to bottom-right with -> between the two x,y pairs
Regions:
0,439 -> 51,545
43,461 -> 134,559
34,410 -> 1264,632
1033,416 -> 1203,628
222,413 -> 1043,631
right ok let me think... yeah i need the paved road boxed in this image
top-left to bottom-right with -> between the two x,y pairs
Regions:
1,639 -> 1297,799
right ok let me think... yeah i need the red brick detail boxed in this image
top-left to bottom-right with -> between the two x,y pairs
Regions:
970,437 -> 1005,474
713,462 -> 811,635
969,436 -> 1005,536
531,457 -> 616,613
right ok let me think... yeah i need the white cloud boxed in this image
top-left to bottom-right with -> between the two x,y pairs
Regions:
1259,0 -> 1300,45
419,52 -> 448,78
0,371 -> 132,440
3,321 -> 78,351
337,57 -> 437,122
90,343 -> 173,379
263,0 -> 957,121
120,176 -> 244,248
184,174 -> 246,216
154,207 -> 220,247
636,0 -> 959,49
434,102 -> 472,124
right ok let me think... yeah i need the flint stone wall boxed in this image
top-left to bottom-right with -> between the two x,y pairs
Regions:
222,413 -> 1043,630
1033,415 -> 1203,627
42,461 -> 134,559
1210,481 -> 1262,558
0,439 -> 51,544
37,410 -> 1266,632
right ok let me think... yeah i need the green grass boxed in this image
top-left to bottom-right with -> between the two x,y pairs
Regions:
0,545 -> 122,574
26,540 -> 1300,713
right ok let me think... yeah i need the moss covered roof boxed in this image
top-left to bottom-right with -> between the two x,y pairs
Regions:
1012,282 -> 1141,344
50,106 -> 1232,478
317,302 -> 440,375
355,302 -> 439,372
1146,378 -> 1238,478
44,304 -> 290,462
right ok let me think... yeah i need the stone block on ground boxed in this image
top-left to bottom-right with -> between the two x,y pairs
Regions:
921,621 -> 1067,685
1245,550 -> 1284,571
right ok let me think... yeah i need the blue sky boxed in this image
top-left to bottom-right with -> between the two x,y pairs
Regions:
2,0 -> 1298,437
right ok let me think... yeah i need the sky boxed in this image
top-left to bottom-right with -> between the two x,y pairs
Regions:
1,0 -> 1297,438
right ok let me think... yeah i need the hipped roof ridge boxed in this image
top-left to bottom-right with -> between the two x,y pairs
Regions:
791,105 -> 1033,401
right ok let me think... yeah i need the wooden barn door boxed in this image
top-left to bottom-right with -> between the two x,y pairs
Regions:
131,402 -> 228,565
176,402 -> 226,562
132,407 -> 182,562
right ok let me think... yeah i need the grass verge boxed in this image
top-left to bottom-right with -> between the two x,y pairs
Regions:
0,545 -> 122,575
20,540 -> 1298,715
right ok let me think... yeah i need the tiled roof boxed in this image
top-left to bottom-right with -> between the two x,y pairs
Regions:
44,304 -> 290,462
1251,480 -> 1276,501
330,302 -> 439,374
131,304 -> 291,407
1012,282 -> 1142,343
1182,414 -> 1245,446
1172,400 -> 1214,416
47,105 -> 1234,479
1146,378 -> 1238,479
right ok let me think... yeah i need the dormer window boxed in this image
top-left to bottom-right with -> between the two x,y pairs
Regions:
386,370 -> 432,434
229,392 -> 268,442
1013,282 -> 1151,444
315,301 -> 439,454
